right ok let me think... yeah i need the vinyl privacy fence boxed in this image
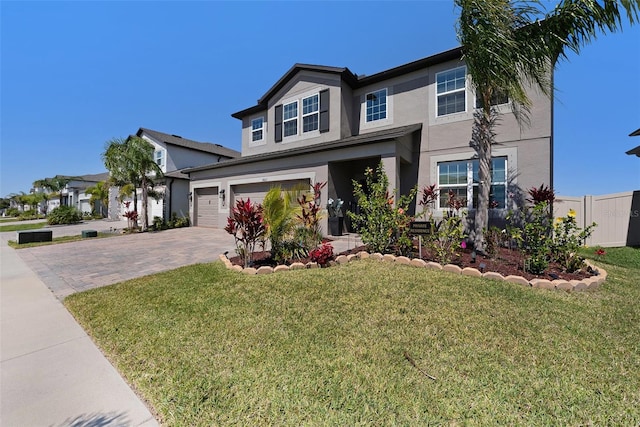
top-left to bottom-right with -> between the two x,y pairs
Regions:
555,191 -> 640,247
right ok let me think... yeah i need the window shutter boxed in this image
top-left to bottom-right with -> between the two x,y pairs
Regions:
319,89 -> 330,133
274,104 -> 283,142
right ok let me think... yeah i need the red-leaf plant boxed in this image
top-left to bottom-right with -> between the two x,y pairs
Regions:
224,198 -> 266,268
309,242 -> 334,266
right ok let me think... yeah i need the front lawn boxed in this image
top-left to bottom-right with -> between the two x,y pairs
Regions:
65,259 -> 640,426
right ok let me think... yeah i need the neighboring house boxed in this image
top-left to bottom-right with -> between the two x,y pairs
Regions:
33,172 -> 110,214
108,128 -> 240,221
186,47 -> 552,231
626,128 -> 640,157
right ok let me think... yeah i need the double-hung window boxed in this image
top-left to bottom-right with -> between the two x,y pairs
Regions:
154,149 -> 164,169
283,101 -> 298,137
475,90 -> 509,109
438,157 -> 507,209
366,88 -> 387,122
436,67 -> 466,116
251,117 -> 264,142
302,94 -> 319,133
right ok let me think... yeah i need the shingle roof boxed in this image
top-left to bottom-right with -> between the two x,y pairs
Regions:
232,47 -> 462,119
184,123 -> 422,173
137,128 -> 240,159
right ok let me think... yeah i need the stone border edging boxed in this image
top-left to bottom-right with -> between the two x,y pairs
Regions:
217,252 -> 607,292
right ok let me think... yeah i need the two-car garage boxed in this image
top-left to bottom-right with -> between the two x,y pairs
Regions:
193,178 -> 311,228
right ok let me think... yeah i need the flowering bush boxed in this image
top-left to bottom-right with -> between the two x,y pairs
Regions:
348,162 -> 416,256
225,198 -> 266,268
553,209 -> 596,272
309,242 -> 334,266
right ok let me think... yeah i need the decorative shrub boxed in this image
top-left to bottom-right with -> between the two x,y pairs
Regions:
123,210 -> 139,231
426,190 -> 466,265
152,216 -> 167,231
552,209 -> 596,272
483,226 -> 503,259
47,205 -> 82,225
348,162 -> 416,256
309,243 -> 334,266
5,207 -> 20,217
225,198 -> 266,268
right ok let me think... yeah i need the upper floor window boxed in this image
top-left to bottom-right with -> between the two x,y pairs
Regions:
275,89 -> 329,142
437,157 -> 507,209
283,101 -> 298,137
366,88 -> 387,122
302,94 -> 319,133
436,67 -> 466,116
154,149 -> 165,168
251,117 -> 264,142
475,90 -> 509,109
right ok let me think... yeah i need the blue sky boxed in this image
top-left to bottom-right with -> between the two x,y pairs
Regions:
1,1 -> 639,198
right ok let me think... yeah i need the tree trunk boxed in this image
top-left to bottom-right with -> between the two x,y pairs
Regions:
141,179 -> 149,232
472,102 -> 495,253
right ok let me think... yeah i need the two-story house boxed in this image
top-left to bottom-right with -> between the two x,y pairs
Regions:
186,47 -> 552,232
108,128 -> 240,221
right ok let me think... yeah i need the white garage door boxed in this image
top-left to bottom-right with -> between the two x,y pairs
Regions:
195,187 -> 218,228
232,179 -> 310,206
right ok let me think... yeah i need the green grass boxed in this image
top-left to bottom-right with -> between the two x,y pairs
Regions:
65,260 -> 640,426
0,217 -> 21,223
8,232 -> 115,248
579,245 -> 640,270
0,222 -> 46,232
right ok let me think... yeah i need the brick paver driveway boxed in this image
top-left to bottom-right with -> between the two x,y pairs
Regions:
15,227 -> 236,299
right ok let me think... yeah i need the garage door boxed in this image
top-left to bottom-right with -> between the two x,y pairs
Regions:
195,187 -> 218,228
232,179 -> 310,206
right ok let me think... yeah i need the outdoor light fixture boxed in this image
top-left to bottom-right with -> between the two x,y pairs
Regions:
219,189 -> 226,207
479,263 -> 486,273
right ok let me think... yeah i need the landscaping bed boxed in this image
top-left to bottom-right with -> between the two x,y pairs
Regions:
229,243 -> 596,282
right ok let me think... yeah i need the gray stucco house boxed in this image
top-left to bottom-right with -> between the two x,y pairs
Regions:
186,47 -> 552,232
108,128 -> 240,221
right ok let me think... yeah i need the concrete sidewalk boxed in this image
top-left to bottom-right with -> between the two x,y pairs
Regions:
0,242 -> 158,426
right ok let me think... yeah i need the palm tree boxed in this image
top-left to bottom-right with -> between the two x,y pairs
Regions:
85,180 -> 110,218
103,136 -> 163,231
455,0 -> 640,251
33,175 -> 75,206
261,185 -> 306,263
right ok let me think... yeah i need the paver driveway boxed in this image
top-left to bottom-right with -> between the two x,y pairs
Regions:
16,227 -> 237,299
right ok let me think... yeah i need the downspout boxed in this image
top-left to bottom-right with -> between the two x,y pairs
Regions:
167,178 -> 174,220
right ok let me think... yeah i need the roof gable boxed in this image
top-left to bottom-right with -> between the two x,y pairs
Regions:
232,47 -> 462,120
137,128 -> 240,158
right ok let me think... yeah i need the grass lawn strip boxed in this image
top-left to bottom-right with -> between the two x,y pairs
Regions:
65,255 -> 640,426
0,222 -> 47,232
8,232 -> 116,248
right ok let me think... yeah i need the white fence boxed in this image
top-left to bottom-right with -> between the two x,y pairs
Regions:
555,191 -> 640,247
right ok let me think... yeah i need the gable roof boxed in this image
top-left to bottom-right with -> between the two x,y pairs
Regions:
232,47 -> 462,120
137,128 -> 240,159
184,123 -> 422,173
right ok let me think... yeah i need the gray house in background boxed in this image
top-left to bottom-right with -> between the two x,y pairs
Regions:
108,128 -> 239,221
186,47 -> 553,232
33,172 -> 110,214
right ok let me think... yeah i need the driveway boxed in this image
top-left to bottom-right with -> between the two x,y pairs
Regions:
12,225 -> 237,300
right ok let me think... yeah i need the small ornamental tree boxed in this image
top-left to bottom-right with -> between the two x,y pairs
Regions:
348,162 -> 417,255
225,198 -> 266,268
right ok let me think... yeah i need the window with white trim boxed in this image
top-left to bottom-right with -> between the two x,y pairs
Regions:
436,67 -> 466,116
438,157 -> 507,209
154,149 -> 165,168
251,117 -> 264,142
283,101 -> 298,137
302,94 -> 319,133
366,88 -> 387,122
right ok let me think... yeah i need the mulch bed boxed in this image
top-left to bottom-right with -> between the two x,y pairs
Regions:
228,243 -> 595,282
